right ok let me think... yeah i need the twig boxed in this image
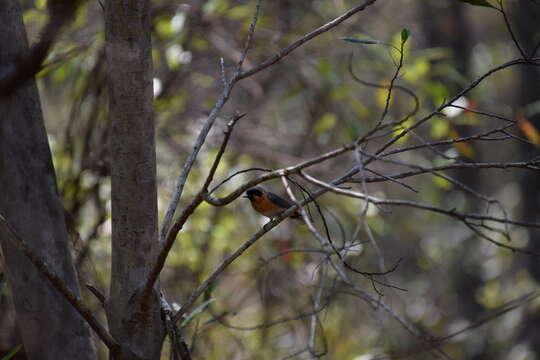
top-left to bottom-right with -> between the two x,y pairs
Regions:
213,298 -> 329,331
158,0 -> 262,245
367,58 -> 540,159
281,176 -> 404,293
159,0 -> 384,245
161,292 -> 191,360
238,0 -> 379,80
372,291 -> 540,360
173,210 -> 292,322
143,112 -> 246,301
85,284 -> 106,307
300,172 -> 540,255
497,0 -> 528,59
175,169 -> 362,320
329,254 -> 451,360
348,53 -> 420,125
202,112 -> 247,191
356,159 -> 540,184
308,260 -> 329,357
377,38 -> 406,126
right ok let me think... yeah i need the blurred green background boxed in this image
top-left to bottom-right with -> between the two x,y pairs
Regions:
2,0 -> 540,359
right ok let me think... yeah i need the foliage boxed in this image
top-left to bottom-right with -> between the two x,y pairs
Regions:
2,0 -> 540,359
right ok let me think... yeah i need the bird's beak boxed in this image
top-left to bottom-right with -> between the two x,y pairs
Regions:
242,194 -> 249,199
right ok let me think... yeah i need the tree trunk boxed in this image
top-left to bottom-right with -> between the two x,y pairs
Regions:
104,0 -> 165,358
0,1 -> 97,359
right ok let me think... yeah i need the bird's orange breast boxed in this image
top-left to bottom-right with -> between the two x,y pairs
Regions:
251,196 -> 285,218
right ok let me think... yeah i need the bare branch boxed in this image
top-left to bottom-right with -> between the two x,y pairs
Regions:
175,169 -> 362,320
238,0 -> 379,80
0,214 -> 119,352
356,159 -> 540,184
158,1 -> 262,244
373,291 -> 540,360
211,298 -> 329,331
367,58 -> 540,158
329,254 -> 451,360
303,171 -> 540,255
377,38 -> 406,126
348,53 -> 420,125
496,0 -> 528,59
85,284 -> 106,307
143,112 -> 246,300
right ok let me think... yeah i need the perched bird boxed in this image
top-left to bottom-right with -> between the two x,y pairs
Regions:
243,187 -> 303,220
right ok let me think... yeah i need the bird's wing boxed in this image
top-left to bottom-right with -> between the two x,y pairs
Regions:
266,192 -> 294,209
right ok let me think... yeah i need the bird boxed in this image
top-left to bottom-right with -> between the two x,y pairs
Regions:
243,187 -> 303,221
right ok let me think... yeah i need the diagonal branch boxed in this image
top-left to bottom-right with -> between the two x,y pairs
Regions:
238,0 -> 379,80
300,172 -> 540,255
158,0 -> 262,245
0,213 -> 119,352
142,112 -> 246,301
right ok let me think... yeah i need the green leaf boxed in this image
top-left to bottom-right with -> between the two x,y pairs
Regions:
180,298 -> 215,328
339,37 -> 385,45
458,0 -> 496,8
401,28 -> 410,43
2,345 -> 22,360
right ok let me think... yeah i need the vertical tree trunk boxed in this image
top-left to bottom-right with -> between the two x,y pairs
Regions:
0,1 -> 97,359
104,0 -> 165,358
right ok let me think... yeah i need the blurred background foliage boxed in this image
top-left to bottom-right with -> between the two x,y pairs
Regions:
2,0 -> 540,359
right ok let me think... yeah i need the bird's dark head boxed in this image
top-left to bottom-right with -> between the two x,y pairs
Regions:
243,187 -> 264,202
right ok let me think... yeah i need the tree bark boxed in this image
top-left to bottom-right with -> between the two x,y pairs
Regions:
0,1 -> 97,359
104,0 -> 165,358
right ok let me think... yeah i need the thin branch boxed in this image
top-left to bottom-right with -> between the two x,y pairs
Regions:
209,167 -> 273,194
377,39 -> 406,126
142,112 -> 246,301
280,176 -> 404,293
366,58 -> 540,159
435,291 -> 540,343
212,298 -> 329,331
372,291 -> 540,360
356,159 -> 540,184
173,210 -> 292,323
447,105 -> 515,123
301,171 -> 540,255
158,72 -> 235,244
308,260 -> 329,357
204,60 -> 540,210
375,122 -> 519,158
203,112 -> 246,191
158,0 -> 262,245
497,1 -> 528,59
260,248 -> 329,265
85,284 -> 106,307
238,0 -> 379,80
329,254 -> 451,360
348,53 -> 420,124
161,292 -> 191,360
176,169 -> 362,320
